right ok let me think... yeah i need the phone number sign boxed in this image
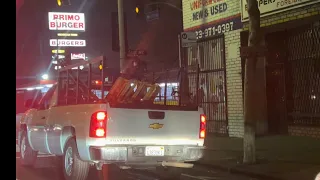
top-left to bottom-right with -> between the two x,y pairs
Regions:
192,16 -> 242,40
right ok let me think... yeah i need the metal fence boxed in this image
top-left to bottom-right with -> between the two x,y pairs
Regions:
187,35 -> 228,136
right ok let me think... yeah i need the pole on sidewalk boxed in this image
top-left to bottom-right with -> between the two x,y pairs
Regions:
178,34 -> 181,68
117,0 -> 126,73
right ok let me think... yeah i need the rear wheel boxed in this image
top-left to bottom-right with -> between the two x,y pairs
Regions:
63,138 -> 90,180
20,130 -> 38,167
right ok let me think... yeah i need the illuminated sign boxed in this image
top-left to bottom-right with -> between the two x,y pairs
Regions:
71,53 -> 86,60
183,0 -> 240,31
54,66 -> 62,70
48,12 -> 85,31
50,39 -> 86,47
54,65 -> 84,70
57,33 -> 78,37
52,55 -> 65,59
51,49 -> 65,54
72,66 -> 84,70
241,0 -> 319,22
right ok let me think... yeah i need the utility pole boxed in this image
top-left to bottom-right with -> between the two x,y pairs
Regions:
117,0 -> 126,73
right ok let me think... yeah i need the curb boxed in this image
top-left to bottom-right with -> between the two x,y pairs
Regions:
194,161 -> 285,180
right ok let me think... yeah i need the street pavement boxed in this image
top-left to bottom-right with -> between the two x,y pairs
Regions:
16,144 -> 259,180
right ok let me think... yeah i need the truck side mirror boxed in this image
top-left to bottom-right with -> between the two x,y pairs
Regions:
25,99 -> 36,109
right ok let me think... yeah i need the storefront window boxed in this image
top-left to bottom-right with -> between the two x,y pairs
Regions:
154,83 -> 179,104
91,90 -> 109,99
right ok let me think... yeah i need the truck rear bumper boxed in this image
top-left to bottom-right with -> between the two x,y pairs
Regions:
89,145 -> 204,166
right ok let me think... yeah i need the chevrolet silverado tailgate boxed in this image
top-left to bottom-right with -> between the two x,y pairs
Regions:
105,104 -> 204,146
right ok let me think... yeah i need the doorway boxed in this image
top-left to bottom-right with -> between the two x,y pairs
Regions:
265,31 -> 288,134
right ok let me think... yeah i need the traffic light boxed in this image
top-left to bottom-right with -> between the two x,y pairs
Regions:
135,1 -> 145,19
57,0 -> 71,6
99,56 -> 108,71
135,4 -> 144,15
135,6 -> 140,14
135,1 -> 160,22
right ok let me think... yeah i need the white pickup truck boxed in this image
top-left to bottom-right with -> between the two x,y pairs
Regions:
18,56 -> 205,180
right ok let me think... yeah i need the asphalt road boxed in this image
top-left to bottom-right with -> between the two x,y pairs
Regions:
16,144 -> 259,180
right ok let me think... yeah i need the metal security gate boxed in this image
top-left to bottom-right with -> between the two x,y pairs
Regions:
266,20 -> 320,135
187,35 -> 228,136
286,21 -> 320,128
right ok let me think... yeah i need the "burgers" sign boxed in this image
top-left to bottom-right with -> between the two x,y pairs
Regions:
50,39 -> 86,47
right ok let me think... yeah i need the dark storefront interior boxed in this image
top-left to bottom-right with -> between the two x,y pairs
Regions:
240,18 -> 320,137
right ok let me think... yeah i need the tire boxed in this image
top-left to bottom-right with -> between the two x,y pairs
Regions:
20,130 -> 37,167
63,138 -> 90,180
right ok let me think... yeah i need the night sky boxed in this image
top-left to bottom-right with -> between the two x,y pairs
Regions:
16,0 -> 182,85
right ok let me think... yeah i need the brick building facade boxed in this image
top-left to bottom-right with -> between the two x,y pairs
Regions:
182,0 -> 320,138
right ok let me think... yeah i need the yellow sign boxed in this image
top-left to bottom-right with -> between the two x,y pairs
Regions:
52,49 -> 65,54
149,123 -> 163,129
57,33 -> 78,37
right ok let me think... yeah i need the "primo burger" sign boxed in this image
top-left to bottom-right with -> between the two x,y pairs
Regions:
48,12 -> 85,31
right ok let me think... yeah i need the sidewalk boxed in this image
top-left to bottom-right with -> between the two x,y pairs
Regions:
198,135 -> 320,180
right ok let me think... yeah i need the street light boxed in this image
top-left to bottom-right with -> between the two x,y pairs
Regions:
41,74 -> 49,80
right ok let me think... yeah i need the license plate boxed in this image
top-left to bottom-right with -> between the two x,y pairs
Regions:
145,146 -> 165,156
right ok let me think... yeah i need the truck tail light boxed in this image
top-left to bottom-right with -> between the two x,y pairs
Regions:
199,114 -> 206,139
89,111 -> 107,138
